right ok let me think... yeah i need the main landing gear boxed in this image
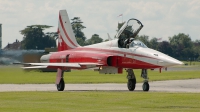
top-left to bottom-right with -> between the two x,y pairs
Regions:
56,68 -> 65,91
126,69 -> 150,91
126,69 -> 136,91
141,69 -> 149,91
57,78 -> 65,91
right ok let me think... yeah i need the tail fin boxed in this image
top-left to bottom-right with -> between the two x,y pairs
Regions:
57,10 -> 80,51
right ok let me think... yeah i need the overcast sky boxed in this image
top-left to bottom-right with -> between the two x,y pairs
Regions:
0,0 -> 200,48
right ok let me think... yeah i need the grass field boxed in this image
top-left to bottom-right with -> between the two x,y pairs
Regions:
0,66 -> 200,112
182,61 -> 200,66
0,91 -> 200,112
0,66 -> 200,84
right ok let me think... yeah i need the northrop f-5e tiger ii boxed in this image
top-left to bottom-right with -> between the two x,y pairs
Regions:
19,10 -> 183,91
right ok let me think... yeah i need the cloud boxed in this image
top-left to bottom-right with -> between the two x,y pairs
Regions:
0,0 -> 200,48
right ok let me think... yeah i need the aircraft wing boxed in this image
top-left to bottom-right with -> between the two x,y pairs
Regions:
15,62 -> 103,69
21,66 -> 48,69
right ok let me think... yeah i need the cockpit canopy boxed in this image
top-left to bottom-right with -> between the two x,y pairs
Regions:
129,40 -> 148,48
115,18 -> 143,39
116,18 -> 144,48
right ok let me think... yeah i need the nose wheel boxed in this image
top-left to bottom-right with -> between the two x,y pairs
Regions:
142,82 -> 149,91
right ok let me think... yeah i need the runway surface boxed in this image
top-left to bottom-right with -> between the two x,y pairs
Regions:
0,79 -> 200,92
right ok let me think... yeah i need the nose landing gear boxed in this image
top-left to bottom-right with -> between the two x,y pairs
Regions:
142,82 -> 149,91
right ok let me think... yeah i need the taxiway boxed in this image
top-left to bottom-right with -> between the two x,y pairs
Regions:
0,79 -> 200,92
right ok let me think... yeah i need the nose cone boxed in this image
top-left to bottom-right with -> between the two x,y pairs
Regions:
164,57 -> 184,66
137,47 -> 184,68
156,52 -> 184,67
147,48 -> 183,67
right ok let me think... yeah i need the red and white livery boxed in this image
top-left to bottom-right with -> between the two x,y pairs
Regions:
22,10 -> 183,91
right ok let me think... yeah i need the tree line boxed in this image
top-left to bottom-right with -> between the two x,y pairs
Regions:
20,17 -> 103,50
135,34 -> 200,61
20,17 -> 200,61
71,17 -> 103,46
20,25 -> 57,50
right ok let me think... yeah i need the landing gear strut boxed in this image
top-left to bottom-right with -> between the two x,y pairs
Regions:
126,69 -> 136,91
56,68 -> 65,91
141,69 -> 149,91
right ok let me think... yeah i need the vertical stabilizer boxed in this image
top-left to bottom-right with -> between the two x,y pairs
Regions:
57,10 -> 80,51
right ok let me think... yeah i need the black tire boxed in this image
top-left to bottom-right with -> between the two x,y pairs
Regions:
57,78 -> 65,91
142,82 -> 149,91
127,79 -> 136,91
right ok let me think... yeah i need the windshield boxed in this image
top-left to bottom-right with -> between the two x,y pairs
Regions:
129,40 -> 148,48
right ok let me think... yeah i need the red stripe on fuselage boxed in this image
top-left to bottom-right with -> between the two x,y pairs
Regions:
59,14 -> 77,47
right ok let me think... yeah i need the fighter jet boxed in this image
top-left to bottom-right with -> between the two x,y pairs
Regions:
20,10 -> 183,91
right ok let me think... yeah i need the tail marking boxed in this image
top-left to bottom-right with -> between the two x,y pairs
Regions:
59,14 -> 78,48
57,10 -> 80,51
